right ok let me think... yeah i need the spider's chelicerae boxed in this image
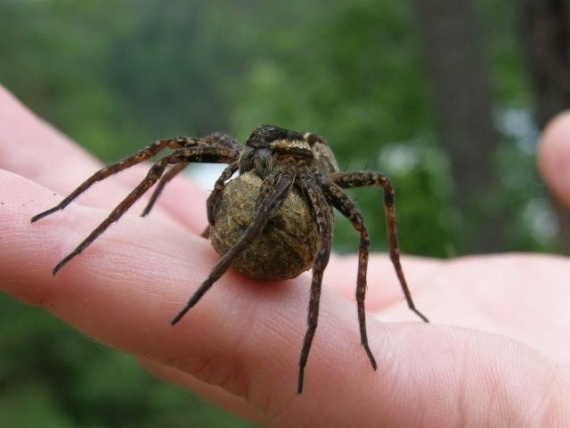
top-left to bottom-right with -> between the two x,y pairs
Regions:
32,124 -> 428,393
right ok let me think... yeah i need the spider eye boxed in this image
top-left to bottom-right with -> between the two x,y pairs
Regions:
304,132 -> 319,146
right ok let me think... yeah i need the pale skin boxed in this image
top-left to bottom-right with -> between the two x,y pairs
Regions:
0,84 -> 568,427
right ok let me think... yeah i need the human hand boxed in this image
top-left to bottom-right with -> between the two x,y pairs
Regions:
0,85 -> 568,427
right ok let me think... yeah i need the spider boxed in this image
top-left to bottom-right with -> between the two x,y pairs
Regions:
32,124 -> 428,393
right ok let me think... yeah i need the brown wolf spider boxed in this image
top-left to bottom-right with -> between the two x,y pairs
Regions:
32,124 -> 428,393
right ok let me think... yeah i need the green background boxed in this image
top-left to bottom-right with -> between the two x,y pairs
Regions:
0,0 -> 553,426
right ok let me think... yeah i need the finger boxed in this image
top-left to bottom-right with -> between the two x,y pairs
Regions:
538,111 -> 570,207
3,169 -> 567,428
0,85 -> 208,233
0,85 -> 101,190
414,253 -> 570,363
139,359 -> 268,426
329,251 -> 570,364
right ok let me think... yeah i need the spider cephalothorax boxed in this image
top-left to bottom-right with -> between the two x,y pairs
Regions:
32,124 -> 428,393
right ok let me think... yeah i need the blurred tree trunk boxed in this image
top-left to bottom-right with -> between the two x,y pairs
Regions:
416,0 -> 506,253
519,0 -> 570,253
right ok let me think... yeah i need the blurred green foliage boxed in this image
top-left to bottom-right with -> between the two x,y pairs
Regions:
0,0 -> 553,426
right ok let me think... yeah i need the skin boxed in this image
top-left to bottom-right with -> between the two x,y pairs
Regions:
0,84 -> 568,427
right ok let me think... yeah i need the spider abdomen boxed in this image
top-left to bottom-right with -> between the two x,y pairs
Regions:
210,172 -> 321,281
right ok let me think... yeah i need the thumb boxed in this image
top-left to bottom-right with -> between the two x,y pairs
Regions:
538,111 -> 570,207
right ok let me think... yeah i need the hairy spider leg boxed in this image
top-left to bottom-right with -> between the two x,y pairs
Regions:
170,171 -> 295,325
206,162 -> 240,225
199,161 -> 240,239
322,181 -> 378,370
34,144 -> 238,275
141,162 -> 189,217
31,137 -> 210,223
296,172 -> 334,394
142,134 -> 242,217
330,171 -> 429,323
